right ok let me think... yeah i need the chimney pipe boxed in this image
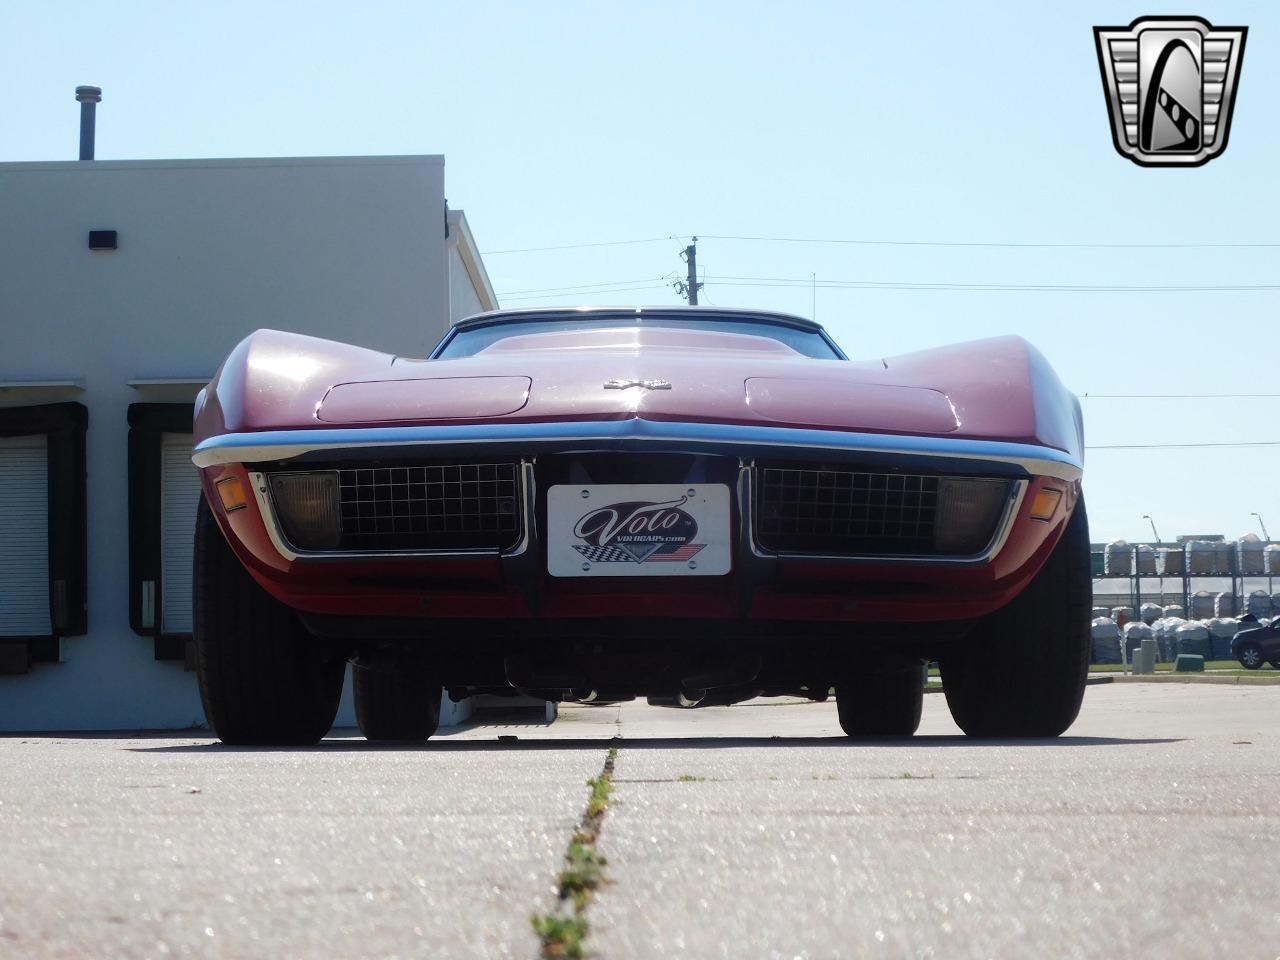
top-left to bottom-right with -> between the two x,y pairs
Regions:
75,85 -> 101,160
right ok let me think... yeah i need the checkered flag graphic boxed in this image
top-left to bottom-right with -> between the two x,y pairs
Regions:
573,544 -> 638,563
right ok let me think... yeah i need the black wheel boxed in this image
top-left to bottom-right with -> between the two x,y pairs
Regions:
193,498 -> 345,745
1237,644 -> 1264,670
835,664 -> 924,738
353,662 -> 442,741
940,497 -> 1091,738
1269,661 -> 1280,670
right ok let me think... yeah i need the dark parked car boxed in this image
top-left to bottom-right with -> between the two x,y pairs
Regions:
1231,621 -> 1280,669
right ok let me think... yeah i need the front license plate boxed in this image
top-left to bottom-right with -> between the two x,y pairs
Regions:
547,483 -> 732,577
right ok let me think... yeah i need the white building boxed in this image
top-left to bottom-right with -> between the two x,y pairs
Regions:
0,154 -> 496,730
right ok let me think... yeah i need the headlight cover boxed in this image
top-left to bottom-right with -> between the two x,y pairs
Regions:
933,478 -> 1012,555
269,471 -> 342,550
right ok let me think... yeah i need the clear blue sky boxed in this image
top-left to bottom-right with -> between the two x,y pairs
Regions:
5,1 -> 1277,544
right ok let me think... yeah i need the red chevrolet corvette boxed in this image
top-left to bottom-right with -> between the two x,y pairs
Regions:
191,307 -> 1089,744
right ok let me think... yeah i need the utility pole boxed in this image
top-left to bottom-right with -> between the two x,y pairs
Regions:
675,238 -> 702,305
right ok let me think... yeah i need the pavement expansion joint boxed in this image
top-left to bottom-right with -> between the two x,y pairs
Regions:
531,738 -> 620,959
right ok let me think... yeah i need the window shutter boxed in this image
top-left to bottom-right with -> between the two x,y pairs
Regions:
0,403 -> 87,672
160,433 -> 201,634
0,436 -> 52,637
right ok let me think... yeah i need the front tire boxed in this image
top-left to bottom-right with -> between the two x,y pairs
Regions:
1238,644 -> 1263,670
940,497 -> 1091,738
353,663 -> 442,741
193,498 -> 345,745
835,664 -> 924,738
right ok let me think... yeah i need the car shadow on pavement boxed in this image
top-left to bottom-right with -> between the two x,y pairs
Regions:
124,734 -> 1184,753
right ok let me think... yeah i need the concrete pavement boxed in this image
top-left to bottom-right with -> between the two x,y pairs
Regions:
1,684 -> 1277,959
0,735 -> 600,959
592,687 -> 1280,959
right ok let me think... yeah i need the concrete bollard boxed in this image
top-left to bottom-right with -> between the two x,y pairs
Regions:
1134,638 -> 1158,675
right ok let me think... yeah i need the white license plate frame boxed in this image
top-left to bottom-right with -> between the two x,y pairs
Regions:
546,483 -> 732,577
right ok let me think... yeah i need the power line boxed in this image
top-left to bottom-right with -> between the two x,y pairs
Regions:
699,233 -> 1280,250
481,237 -> 677,255
500,287 -> 671,302
499,283 -> 673,302
1087,441 -> 1280,450
497,277 -> 666,296
1082,393 -> 1280,399
704,274 -> 1280,293
482,233 -> 1280,255
699,264 -> 718,307
500,272 -> 1280,298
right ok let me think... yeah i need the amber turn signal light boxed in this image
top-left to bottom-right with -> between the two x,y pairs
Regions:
216,476 -> 247,512
1029,487 -> 1062,521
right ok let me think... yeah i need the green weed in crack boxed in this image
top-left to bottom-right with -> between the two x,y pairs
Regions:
531,741 -> 618,959
558,843 -> 607,911
584,774 -> 612,821
531,914 -> 586,959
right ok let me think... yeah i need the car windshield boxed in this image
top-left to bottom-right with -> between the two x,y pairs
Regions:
434,317 -> 842,359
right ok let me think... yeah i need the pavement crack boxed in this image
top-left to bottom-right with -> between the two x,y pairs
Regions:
531,740 -> 619,959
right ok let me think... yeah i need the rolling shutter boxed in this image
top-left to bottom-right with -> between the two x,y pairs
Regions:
160,433 -> 202,634
0,436 -> 51,637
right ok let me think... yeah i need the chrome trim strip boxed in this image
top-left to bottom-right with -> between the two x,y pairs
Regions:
195,420 -> 1082,481
743,465 -> 1027,566
249,471 -> 300,562
247,462 -> 534,563
513,460 -> 536,558
983,481 -> 1027,560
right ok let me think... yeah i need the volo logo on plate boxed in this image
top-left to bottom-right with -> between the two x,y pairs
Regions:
546,484 -> 732,577
572,497 -> 705,564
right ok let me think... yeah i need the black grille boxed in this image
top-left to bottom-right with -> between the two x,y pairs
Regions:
755,465 -> 939,555
337,462 -> 521,551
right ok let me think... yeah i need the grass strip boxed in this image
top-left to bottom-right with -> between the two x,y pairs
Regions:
531,742 -> 618,958
1088,660 -> 1262,673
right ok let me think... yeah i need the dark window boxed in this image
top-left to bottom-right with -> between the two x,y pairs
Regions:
435,317 -> 843,359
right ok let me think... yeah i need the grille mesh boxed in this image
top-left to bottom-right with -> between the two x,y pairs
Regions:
756,466 -> 940,555
336,462 -> 520,551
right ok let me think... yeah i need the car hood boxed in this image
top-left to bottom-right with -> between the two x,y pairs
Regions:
1233,626 -> 1272,644
195,327 -> 1082,459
